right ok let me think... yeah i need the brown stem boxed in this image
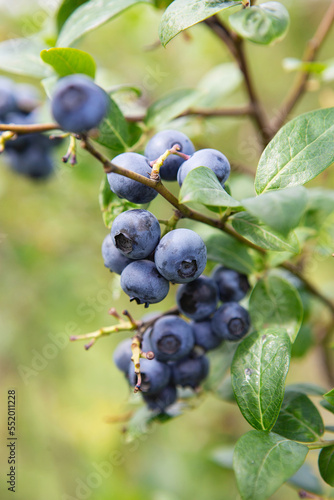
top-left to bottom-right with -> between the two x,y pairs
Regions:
271,1 -> 334,136
0,123 -> 60,134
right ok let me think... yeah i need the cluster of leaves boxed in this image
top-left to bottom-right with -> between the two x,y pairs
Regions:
1,1 -> 334,500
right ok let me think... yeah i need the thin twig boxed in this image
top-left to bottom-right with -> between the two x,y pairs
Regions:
0,123 -> 60,134
271,1 -> 334,136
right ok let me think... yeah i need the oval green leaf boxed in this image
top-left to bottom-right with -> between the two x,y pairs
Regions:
231,328 -> 291,431
231,213 -> 300,252
196,62 -> 242,107
255,108 -> 334,194
318,445 -> 334,487
159,0 -> 242,47
57,0 -> 150,47
206,231 -> 256,274
145,89 -> 200,128
40,48 -> 96,78
249,275 -> 303,342
273,391 -> 324,442
324,389 -> 334,406
179,167 -> 242,208
233,431 -> 308,500
95,96 -> 129,154
56,0 -> 90,33
229,2 -> 290,45
0,38 -> 51,78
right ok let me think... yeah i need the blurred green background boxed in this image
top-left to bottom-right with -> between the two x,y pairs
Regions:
0,1 -> 334,499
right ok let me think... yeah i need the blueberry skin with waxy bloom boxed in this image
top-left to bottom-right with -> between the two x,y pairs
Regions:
192,320 -> 222,352
150,315 -> 195,362
110,209 -> 161,260
113,338 -> 133,374
211,265 -> 250,302
177,148 -> 231,187
120,260 -> 169,307
154,228 -> 207,284
211,302 -> 250,341
145,129 -> 195,181
107,152 -> 158,204
176,276 -> 219,321
128,357 -> 171,395
143,384 -> 177,412
172,353 -> 209,389
101,234 -> 132,274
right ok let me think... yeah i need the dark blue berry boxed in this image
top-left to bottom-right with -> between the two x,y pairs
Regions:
107,152 -> 158,204
6,146 -> 53,180
120,260 -> 169,307
144,129 -> 195,181
150,315 -> 194,362
154,228 -> 207,284
113,338 -> 133,374
172,353 -> 209,389
51,74 -> 109,133
211,302 -> 250,341
211,265 -> 250,302
101,234 -> 132,274
0,77 -> 17,119
143,385 -> 177,412
177,148 -> 230,186
111,209 -> 160,260
176,276 -> 218,320
192,320 -> 222,351
128,357 -> 171,395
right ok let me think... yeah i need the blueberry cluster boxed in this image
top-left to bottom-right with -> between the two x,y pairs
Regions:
0,77 -> 57,179
113,266 -> 251,413
102,208 -> 207,307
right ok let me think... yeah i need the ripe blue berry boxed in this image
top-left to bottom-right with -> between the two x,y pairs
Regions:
192,320 -> 222,351
101,234 -> 132,274
211,302 -> 250,341
154,228 -> 207,284
177,148 -> 230,186
143,385 -> 177,412
113,338 -> 133,374
128,357 -> 171,395
120,260 -> 169,307
176,276 -> 218,321
144,129 -> 195,181
150,315 -> 194,362
107,152 -> 158,204
0,77 -> 17,119
111,209 -> 160,260
172,354 -> 209,389
51,74 -> 109,133
7,146 -> 53,179
211,265 -> 250,302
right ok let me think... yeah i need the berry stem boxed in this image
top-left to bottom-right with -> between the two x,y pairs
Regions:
70,320 -> 138,349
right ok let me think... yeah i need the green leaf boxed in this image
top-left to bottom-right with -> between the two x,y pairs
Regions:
41,75 -> 58,99
56,0 -> 90,33
291,325 -> 314,358
231,328 -> 291,431
319,446 -> 334,487
211,446 -> 234,469
179,167 -> 242,208
57,0 -> 150,47
206,231 -> 256,275
288,463 -> 324,495
233,431 -> 308,500
303,188 -> 334,229
231,213 -> 300,252
0,38 -> 51,78
255,108 -> 334,194
320,400 -> 334,415
204,343 -> 238,392
249,275 -> 303,342
196,63 -> 242,107
242,187 -> 308,236
285,383 -> 327,396
145,89 -> 200,128
273,391 -> 324,442
159,0 -> 242,47
229,2 -> 290,45
95,96 -> 129,154
324,389 -> 334,406
40,48 -> 96,78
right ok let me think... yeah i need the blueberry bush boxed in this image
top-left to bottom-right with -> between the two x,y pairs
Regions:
1,1 -> 334,499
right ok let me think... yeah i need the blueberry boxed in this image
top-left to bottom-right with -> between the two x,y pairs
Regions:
211,265 -> 250,302
128,357 -> 171,395
120,260 -> 169,307
101,234 -> 132,274
192,320 -> 222,351
0,77 -> 17,119
172,353 -> 209,389
177,148 -> 230,186
144,129 -> 195,181
141,327 -> 153,353
176,276 -> 218,320
143,385 -> 177,412
14,83 -> 40,114
7,146 -> 53,180
211,302 -> 250,341
111,209 -> 160,260
107,152 -> 158,204
154,228 -> 207,284
51,74 -> 109,134
113,338 -> 133,374
150,315 -> 194,362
